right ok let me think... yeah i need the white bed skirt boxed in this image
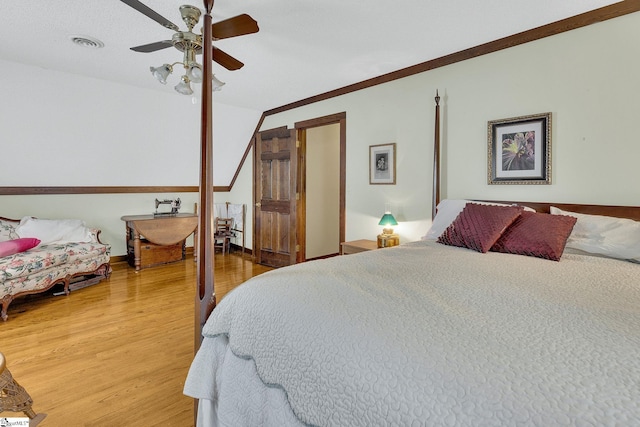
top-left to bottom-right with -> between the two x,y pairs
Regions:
187,334 -> 305,427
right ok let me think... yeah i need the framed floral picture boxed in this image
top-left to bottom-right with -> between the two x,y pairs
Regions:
488,112 -> 551,185
369,143 -> 396,185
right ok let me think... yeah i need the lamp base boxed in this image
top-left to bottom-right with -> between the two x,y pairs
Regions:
377,233 -> 399,248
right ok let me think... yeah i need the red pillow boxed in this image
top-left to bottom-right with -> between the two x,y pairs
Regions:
437,203 -> 523,253
0,238 -> 41,257
491,211 -> 577,261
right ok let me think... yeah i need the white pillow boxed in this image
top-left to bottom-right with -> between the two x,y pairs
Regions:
15,217 -> 93,245
422,199 -> 535,240
550,206 -> 640,262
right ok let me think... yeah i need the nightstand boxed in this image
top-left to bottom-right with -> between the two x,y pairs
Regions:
340,239 -> 378,255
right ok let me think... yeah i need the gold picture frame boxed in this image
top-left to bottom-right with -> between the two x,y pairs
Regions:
488,112 -> 551,185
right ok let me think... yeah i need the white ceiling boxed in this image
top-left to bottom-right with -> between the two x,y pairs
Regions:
0,1 -> 621,113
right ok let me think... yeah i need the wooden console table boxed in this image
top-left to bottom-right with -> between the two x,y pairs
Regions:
121,213 -> 198,271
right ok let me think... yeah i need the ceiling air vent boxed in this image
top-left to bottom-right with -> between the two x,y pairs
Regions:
70,35 -> 104,49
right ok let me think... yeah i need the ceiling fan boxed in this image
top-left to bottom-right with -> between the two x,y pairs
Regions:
120,0 -> 259,93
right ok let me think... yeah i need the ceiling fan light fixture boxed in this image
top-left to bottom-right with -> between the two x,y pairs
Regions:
212,75 -> 225,92
187,63 -> 203,83
122,2 -> 258,96
150,64 -> 173,84
175,75 -> 194,95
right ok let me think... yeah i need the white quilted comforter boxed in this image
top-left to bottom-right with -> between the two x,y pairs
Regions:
184,240 -> 640,426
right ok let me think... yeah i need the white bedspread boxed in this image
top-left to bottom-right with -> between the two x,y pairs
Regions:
185,240 -> 640,426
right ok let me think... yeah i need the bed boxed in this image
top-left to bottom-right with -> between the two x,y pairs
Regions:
185,91 -> 640,425
184,199 -> 640,425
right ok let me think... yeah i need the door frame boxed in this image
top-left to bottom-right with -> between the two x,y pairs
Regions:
294,112 -> 346,263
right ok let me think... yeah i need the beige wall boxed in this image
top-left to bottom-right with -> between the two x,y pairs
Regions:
306,124 -> 341,258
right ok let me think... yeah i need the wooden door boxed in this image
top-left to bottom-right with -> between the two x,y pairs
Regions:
254,127 -> 297,267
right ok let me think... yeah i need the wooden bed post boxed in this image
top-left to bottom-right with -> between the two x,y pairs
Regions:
194,1 -> 216,423
432,90 -> 441,220
195,0 -> 216,353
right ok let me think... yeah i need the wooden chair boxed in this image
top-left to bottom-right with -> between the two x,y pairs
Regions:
0,352 -> 46,424
214,218 -> 234,255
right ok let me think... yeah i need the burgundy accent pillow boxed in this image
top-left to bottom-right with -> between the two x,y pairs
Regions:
0,238 -> 41,257
437,203 -> 523,253
491,211 -> 577,261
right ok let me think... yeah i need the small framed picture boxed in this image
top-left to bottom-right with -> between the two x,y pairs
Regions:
488,112 -> 551,185
369,143 -> 396,185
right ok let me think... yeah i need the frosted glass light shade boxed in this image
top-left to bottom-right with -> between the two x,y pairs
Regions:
174,76 -> 193,95
187,63 -> 203,83
150,64 -> 172,84
150,61 -> 223,95
212,75 -> 225,92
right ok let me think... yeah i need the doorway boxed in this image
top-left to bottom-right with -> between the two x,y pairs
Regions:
304,123 -> 340,260
253,113 -> 346,267
295,112 -> 346,263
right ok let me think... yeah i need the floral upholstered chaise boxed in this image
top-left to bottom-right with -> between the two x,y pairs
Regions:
0,216 -> 111,321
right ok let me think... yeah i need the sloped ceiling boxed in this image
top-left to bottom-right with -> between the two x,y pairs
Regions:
0,0 -> 624,187
0,0 -> 622,111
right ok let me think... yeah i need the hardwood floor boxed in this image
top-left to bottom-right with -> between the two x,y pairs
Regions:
2,253 -> 273,425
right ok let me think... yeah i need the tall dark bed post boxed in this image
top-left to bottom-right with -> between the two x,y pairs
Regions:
195,0 -> 216,352
432,90 -> 441,220
193,1 -> 216,422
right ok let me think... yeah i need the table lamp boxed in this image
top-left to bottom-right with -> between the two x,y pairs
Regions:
377,210 -> 399,248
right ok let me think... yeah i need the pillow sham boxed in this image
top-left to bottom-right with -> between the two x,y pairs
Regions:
423,199 -> 535,241
437,203 -> 523,253
0,237 -> 41,257
550,206 -> 640,262
15,217 -> 93,245
491,211 -> 577,261
0,219 -> 19,242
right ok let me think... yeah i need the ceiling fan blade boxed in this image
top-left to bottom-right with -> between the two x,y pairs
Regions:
130,40 -> 173,53
120,0 -> 180,31
211,14 -> 259,40
213,47 -> 244,70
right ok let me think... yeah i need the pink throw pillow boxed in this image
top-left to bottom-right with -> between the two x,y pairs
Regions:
437,203 -> 523,253
0,238 -> 41,257
491,211 -> 577,261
